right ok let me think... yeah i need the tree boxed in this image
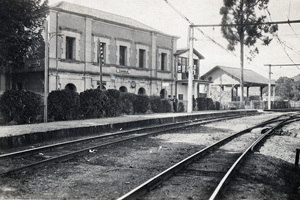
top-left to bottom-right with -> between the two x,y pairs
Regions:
220,0 -> 278,102
275,77 -> 300,101
0,0 -> 48,66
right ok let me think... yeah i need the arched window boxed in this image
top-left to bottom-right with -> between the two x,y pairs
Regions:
97,85 -> 106,90
138,87 -> 146,95
119,86 -> 128,92
65,83 -> 77,92
160,89 -> 167,99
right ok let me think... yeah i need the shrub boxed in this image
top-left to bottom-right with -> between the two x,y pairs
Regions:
177,101 -> 185,112
120,92 -> 136,115
149,95 -> 164,113
0,89 -> 43,124
207,98 -> 216,110
133,95 -> 150,114
162,99 -> 172,112
197,97 -> 207,110
215,101 -> 221,110
48,89 -> 80,121
104,89 -> 122,117
80,89 -> 107,119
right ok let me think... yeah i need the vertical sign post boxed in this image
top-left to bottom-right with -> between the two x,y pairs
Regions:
98,38 -> 103,90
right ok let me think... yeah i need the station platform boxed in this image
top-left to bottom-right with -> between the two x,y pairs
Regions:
0,110 -> 258,149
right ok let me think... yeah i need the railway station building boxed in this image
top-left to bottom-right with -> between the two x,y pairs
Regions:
6,1 -> 180,99
0,1 -> 210,113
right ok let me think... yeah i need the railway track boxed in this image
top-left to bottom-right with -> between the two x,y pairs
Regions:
117,113 -> 300,200
0,112 -> 254,177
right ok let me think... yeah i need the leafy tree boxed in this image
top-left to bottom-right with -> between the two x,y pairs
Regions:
220,0 -> 278,101
0,0 -> 48,66
275,77 -> 300,101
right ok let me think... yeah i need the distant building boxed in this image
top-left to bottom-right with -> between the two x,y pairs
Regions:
201,65 -> 275,103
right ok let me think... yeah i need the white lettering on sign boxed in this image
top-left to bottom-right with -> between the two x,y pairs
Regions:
116,69 -> 130,74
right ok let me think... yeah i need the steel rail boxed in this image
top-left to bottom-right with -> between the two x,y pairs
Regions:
116,115 -> 285,200
209,115 -> 300,200
0,113 -> 243,159
0,114 -> 247,177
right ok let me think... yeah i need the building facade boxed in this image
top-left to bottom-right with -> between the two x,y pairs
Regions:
9,1 -> 179,98
174,48 -> 209,109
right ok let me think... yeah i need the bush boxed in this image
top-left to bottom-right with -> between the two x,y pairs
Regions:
215,101 -> 221,110
149,95 -> 164,113
48,89 -> 80,121
80,89 -> 107,119
120,92 -> 136,115
0,89 -> 43,124
197,97 -> 207,110
207,98 -> 216,110
177,101 -> 185,112
104,89 -> 122,117
162,99 -> 172,112
133,95 -> 150,114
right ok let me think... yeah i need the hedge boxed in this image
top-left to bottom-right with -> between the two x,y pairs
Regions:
149,95 -> 164,113
177,101 -> 185,112
162,99 -> 172,112
80,89 -> 107,119
104,89 -> 122,117
197,97 -> 207,110
134,95 -> 150,114
0,89 -> 43,124
120,92 -> 136,115
48,89 -> 80,121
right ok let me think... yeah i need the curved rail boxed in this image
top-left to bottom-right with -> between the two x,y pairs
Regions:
116,114 -> 289,200
209,115 -> 300,200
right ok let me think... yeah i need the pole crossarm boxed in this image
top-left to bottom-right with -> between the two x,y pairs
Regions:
190,20 -> 300,27
264,64 -> 300,66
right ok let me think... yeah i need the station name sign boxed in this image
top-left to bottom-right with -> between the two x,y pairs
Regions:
116,69 -> 130,74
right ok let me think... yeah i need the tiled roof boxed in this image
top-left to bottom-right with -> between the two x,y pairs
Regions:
203,66 -> 275,86
50,1 -> 175,36
174,48 -> 205,59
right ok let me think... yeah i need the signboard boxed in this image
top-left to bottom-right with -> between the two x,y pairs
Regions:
116,69 -> 130,74
162,82 -> 169,87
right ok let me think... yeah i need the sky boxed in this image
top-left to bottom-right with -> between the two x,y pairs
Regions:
49,0 -> 300,80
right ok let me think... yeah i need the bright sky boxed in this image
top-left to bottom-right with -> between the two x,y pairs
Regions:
49,0 -> 300,79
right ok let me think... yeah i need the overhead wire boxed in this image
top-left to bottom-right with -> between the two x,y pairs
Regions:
163,0 -> 238,58
264,8 -> 300,71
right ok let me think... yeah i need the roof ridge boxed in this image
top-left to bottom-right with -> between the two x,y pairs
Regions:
49,1 -> 170,36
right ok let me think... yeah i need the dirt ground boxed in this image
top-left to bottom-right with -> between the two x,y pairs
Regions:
0,112 -> 299,200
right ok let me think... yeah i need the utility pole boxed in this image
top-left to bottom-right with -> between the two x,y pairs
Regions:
239,0 -> 244,103
187,25 -> 194,113
264,64 -> 300,109
44,20 -> 49,123
268,65 -> 271,109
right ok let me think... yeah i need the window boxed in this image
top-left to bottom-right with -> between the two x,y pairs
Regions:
119,45 -> 127,66
178,94 -> 183,100
97,42 -> 106,64
161,53 -> 167,71
66,37 -> 75,60
14,82 -> 23,90
139,49 -> 145,68
181,58 -> 187,72
193,59 -> 198,75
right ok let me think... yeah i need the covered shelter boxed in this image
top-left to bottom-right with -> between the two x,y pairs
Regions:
201,66 -> 276,101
